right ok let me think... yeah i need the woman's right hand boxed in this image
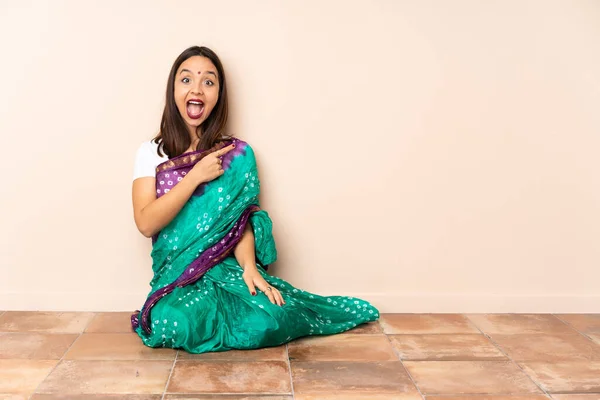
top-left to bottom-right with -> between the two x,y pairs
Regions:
188,143 -> 236,185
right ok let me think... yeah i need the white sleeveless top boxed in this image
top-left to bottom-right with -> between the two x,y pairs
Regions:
133,140 -> 168,180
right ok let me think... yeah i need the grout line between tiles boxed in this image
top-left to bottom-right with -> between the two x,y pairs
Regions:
465,314 -> 554,398
550,390 -> 600,395
423,391 -> 555,397
28,311 -> 98,400
162,349 -> 179,400
285,343 -> 296,400
552,313 -> 597,342
383,333 -> 425,399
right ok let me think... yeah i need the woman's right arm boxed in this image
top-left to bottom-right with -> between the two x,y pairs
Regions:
132,143 -> 236,238
132,173 -> 204,238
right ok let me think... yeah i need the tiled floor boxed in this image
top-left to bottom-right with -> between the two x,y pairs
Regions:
0,311 -> 599,399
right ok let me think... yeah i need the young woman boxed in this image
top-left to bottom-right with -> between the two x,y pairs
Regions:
131,46 -> 379,353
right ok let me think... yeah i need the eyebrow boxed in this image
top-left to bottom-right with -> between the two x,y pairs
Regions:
179,69 -> 217,77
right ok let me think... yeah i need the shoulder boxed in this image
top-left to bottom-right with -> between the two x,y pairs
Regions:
229,137 -> 254,155
133,139 -> 168,180
228,139 -> 259,170
136,139 -> 167,160
137,139 -> 161,155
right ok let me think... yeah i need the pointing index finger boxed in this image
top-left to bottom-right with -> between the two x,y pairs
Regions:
214,143 -> 236,157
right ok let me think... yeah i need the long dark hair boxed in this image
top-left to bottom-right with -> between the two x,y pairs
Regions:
153,46 -> 230,158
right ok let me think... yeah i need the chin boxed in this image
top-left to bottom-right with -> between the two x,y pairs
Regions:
187,119 -> 204,127
181,114 -> 204,129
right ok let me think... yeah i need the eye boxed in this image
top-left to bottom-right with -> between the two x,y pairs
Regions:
205,80 -> 214,86
181,77 -> 190,84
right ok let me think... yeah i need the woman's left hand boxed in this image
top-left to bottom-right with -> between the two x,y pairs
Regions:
242,267 -> 285,306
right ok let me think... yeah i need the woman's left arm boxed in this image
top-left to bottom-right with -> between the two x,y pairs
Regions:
234,224 -> 257,271
235,223 -> 285,306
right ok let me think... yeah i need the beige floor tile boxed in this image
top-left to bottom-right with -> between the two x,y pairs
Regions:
389,334 -> 506,361
380,314 -> 480,334
85,312 -> 135,333
345,321 -> 384,334
164,396 -> 292,400
167,360 -> 291,394
553,395 -> 600,400
35,360 -> 172,394
0,359 -> 58,394
520,361 -> 600,393
295,395 -> 421,400
0,312 -> 95,334
31,396 -> 162,399
492,333 -> 600,361
0,333 -> 78,359
426,397 -> 550,400
403,361 -> 542,395
291,361 -> 420,396
555,314 -> 600,334
178,345 -> 286,361
0,395 -> 29,400
64,333 -> 176,360
466,314 -> 574,335
288,334 -> 397,362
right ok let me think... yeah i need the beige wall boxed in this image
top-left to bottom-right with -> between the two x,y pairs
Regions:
1,0 -> 598,313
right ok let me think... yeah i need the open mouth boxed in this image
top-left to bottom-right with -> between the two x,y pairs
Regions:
186,99 -> 204,120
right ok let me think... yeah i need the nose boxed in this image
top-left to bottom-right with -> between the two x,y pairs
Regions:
191,80 -> 204,95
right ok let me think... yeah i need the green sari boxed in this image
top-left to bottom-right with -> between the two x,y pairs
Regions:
132,138 -> 379,353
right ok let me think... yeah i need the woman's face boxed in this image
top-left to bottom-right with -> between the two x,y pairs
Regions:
174,56 -> 220,136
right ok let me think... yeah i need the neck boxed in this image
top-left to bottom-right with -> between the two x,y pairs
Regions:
188,126 -> 202,146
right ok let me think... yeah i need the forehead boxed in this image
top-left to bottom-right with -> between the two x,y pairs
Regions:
177,56 -> 217,75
